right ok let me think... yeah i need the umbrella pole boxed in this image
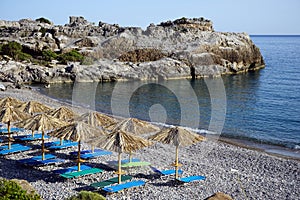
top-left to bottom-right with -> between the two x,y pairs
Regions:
77,140 -> 81,171
60,137 -> 63,145
8,121 -> 11,149
92,145 -> 95,153
118,152 -> 122,184
42,130 -> 45,160
175,145 -> 179,179
31,130 -> 34,138
129,151 -> 132,163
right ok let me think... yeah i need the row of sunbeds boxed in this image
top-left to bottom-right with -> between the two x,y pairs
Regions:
0,132 -> 206,194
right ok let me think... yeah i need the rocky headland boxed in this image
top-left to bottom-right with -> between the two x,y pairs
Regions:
0,16 -> 264,85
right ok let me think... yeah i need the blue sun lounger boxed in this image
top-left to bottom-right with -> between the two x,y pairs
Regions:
25,158 -> 66,166
102,180 -> 146,193
44,140 -> 73,147
0,143 -> 24,150
17,134 -> 50,141
69,149 -> 107,155
48,141 -> 78,150
176,175 -> 206,183
0,145 -> 31,155
53,164 -> 92,174
150,166 -> 183,176
80,150 -> 112,159
0,127 -> 24,133
18,154 -> 56,165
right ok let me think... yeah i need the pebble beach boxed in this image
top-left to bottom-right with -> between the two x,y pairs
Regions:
0,88 -> 299,200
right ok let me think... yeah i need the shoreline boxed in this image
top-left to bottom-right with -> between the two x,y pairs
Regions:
32,84 -> 300,161
0,88 -> 299,200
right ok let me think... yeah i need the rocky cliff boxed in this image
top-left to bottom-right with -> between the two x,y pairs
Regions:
0,16 -> 264,84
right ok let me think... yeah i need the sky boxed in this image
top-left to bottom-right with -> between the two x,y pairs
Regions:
0,0 -> 299,35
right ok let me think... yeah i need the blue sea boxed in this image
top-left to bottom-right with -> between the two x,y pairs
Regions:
38,35 -> 300,158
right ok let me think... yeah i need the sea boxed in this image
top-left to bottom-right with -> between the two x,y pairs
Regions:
37,35 -> 300,159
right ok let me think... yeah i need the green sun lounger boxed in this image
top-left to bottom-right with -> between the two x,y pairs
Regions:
60,167 -> 103,179
102,180 -> 145,193
90,175 -> 132,189
121,161 -> 151,168
176,175 -> 206,183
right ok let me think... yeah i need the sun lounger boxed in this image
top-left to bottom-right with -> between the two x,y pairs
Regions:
150,166 -> 183,176
44,140 -> 74,147
102,180 -> 145,193
48,141 -> 78,150
0,127 -> 24,133
60,167 -> 103,179
17,134 -> 50,141
25,158 -> 66,166
90,175 -> 132,189
18,154 -> 56,165
53,164 -> 92,174
176,175 -> 206,183
80,150 -> 112,159
69,149 -> 108,155
121,161 -> 151,168
0,145 -> 31,155
107,158 -> 140,165
0,143 -> 24,150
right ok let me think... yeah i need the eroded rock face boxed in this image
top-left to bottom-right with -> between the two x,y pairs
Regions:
0,16 -> 264,83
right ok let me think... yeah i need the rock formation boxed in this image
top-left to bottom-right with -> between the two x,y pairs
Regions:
0,16 -> 264,84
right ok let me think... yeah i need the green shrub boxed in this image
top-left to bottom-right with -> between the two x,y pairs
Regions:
1,41 -> 22,59
35,17 -> 51,24
0,178 -> 40,200
0,41 -> 32,61
66,191 -> 106,200
59,50 -> 84,64
42,50 -> 58,61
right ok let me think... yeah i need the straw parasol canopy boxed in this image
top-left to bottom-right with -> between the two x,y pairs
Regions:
48,121 -> 106,171
148,126 -> 206,179
108,117 -> 159,135
88,129 -> 153,184
77,111 -> 117,128
0,97 -> 24,108
0,105 -> 30,149
108,117 -> 159,162
18,100 -> 52,115
47,106 -> 79,122
14,113 -> 66,160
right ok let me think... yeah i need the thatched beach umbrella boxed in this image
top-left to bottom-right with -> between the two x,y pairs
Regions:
78,111 -> 117,128
0,105 -> 30,149
0,97 -> 24,108
18,100 -> 52,115
109,117 -> 159,161
48,121 -> 106,171
148,126 -> 206,179
88,129 -> 153,184
14,113 -> 66,160
47,106 -> 79,123
109,117 -> 159,135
